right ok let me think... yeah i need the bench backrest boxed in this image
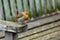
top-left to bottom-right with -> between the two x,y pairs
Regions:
0,0 -> 57,21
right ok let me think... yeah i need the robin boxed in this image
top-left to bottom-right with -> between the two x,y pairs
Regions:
10,11 -> 29,25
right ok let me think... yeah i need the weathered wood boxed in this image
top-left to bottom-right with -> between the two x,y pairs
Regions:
5,32 -> 13,40
0,20 -> 25,29
28,14 -> 60,29
0,20 -> 60,40
4,0 -> 10,21
23,0 -> 28,11
17,0 -> 22,12
35,0 -> 41,16
29,0 -> 36,18
18,21 -> 60,39
5,32 -> 18,40
32,31 -> 60,40
0,14 -> 60,39
0,0 -> 3,20
20,26 -> 60,40
0,31 -> 5,38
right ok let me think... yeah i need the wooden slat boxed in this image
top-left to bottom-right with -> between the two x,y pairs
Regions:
23,0 -> 28,11
19,26 -> 60,40
5,32 -> 13,40
52,0 -> 56,11
41,0 -> 47,15
35,0 -> 41,16
18,21 -> 60,39
32,31 -> 60,40
0,0 -> 3,20
10,0 -> 17,17
4,0 -> 10,21
28,14 -> 60,29
29,0 -> 36,18
0,31 -> 5,38
47,0 -> 52,12
0,20 -> 25,30
17,0 -> 22,12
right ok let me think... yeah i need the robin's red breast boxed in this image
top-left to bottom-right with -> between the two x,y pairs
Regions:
23,12 -> 29,20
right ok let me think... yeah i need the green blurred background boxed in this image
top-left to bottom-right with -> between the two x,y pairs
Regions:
1,0 -> 60,21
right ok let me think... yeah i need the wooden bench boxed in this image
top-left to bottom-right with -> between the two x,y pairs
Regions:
0,0 -> 60,40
